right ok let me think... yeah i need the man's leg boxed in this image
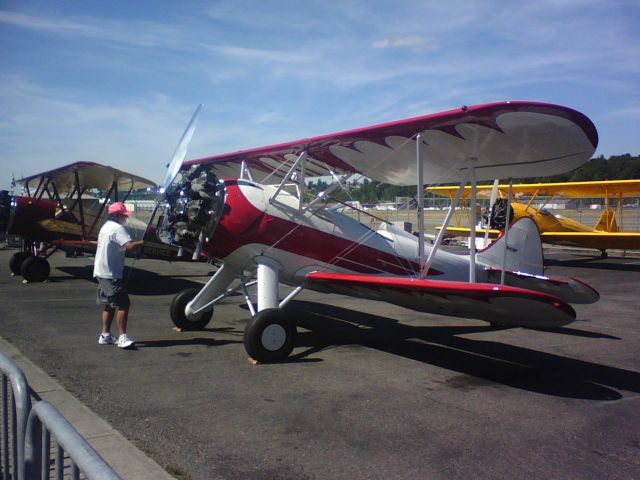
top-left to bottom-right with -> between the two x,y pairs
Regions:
116,307 -> 129,335
102,306 -> 115,334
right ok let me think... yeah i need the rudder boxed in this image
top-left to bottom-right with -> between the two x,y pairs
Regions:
477,217 -> 544,276
594,208 -> 617,232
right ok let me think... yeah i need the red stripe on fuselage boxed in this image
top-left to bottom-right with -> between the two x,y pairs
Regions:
204,180 -> 422,275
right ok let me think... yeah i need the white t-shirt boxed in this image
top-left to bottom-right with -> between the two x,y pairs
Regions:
93,219 -> 133,279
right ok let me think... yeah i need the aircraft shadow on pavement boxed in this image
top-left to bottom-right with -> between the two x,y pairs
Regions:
286,300 -> 640,401
135,337 -> 240,349
55,266 -> 205,295
544,256 -> 640,272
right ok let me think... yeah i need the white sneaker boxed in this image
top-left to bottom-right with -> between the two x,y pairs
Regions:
98,333 -> 117,345
117,334 -> 135,349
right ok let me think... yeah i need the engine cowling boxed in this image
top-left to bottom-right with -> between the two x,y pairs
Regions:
164,165 -> 225,252
6,196 -> 57,237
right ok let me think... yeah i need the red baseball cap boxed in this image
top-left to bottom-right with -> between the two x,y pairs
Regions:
108,202 -> 133,216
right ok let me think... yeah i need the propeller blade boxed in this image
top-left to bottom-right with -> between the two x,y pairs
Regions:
143,104 -> 203,243
484,178 -> 500,243
160,103 -> 203,193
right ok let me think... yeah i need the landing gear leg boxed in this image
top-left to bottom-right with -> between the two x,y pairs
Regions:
244,256 -> 296,362
169,262 -> 237,330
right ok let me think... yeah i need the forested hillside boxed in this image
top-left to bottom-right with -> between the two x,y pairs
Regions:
524,154 -> 640,183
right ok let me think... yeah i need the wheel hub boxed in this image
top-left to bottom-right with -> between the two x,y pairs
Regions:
261,324 -> 287,351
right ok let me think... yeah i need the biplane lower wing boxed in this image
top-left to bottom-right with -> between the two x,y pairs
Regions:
306,272 -> 576,327
541,231 -> 640,250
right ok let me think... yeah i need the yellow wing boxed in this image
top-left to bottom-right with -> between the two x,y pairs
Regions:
434,226 -> 502,238
540,232 -> 640,250
427,179 -> 640,199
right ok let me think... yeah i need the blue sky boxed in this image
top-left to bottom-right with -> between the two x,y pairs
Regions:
1,0 -> 639,190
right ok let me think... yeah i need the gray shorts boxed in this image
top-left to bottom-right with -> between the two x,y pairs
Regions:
96,277 -> 130,309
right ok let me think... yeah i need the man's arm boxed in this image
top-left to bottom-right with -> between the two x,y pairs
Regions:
125,240 -> 145,252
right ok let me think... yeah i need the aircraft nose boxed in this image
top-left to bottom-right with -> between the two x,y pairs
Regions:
6,195 -> 57,236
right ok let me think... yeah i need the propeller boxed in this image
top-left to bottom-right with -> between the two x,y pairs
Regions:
144,104 -> 203,241
160,104 -> 203,194
484,178 -> 500,245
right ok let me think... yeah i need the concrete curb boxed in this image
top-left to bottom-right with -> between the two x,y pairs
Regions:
0,335 -> 174,480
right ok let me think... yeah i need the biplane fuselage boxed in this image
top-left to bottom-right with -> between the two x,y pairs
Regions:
513,203 -> 593,233
202,179 -> 475,284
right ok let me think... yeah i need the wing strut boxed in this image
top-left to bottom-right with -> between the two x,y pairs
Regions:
500,181 -> 514,285
74,170 -> 88,240
416,134 -> 425,275
469,159 -> 477,282
421,173 -> 469,278
240,160 -> 254,181
271,150 -> 307,209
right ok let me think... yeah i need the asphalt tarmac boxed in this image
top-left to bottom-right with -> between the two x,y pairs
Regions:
1,247 -> 639,479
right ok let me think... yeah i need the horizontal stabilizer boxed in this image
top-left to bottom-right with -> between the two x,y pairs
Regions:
307,272 -> 576,328
485,269 -> 599,304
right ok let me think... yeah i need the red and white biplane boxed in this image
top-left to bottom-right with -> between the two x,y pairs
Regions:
151,101 -> 600,363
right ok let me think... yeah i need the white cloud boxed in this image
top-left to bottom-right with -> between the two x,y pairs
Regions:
372,36 -> 439,54
202,44 -> 312,64
606,105 -> 640,118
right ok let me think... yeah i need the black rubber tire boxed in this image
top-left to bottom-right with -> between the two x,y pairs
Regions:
20,256 -> 50,282
169,287 -> 213,330
244,308 -> 296,363
9,252 -> 31,275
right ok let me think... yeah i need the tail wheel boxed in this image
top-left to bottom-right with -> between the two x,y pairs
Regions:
244,309 -> 296,363
20,256 -> 50,282
9,252 -> 32,275
170,287 -> 213,330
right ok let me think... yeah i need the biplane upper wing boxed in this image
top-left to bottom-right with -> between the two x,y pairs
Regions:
10,162 -> 157,246
428,180 -> 640,199
17,161 -> 156,195
185,101 -> 598,185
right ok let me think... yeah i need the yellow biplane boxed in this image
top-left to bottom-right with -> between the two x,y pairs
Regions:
427,179 -> 640,257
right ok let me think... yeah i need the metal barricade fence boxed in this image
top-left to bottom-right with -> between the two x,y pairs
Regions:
1,351 -> 121,480
0,351 -> 31,480
24,401 -> 120,480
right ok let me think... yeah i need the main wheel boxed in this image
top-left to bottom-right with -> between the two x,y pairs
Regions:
9,252 -> 31,275
170,287 -> 213,330
20,256 -> 50,282
244,309 -> 297,363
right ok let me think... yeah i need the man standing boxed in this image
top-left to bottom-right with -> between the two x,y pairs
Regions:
94,202 -> 144,349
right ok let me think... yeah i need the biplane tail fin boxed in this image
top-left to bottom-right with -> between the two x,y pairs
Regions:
477,217 -> 544,276
594,208 -> 618,232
